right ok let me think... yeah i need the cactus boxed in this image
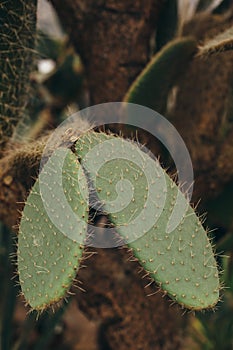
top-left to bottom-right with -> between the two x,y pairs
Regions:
75,131 -> 220,310
0,0 -> 37,153
123,26 -> 233,130
123,37 -> 197,114
16,5 -> 232,313
198,26 -> 233,56
17,130 -> 220,311
17,147 -> 89,310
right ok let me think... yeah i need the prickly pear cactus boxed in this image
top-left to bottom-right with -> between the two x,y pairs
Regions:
123,37 -> 197,114
18,130 -> 220,311
75,131 -> 220,310
17,147 -> 88,310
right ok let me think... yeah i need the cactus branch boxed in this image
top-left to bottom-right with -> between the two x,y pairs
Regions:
51,0 -> 165,104
0,0 -> 37,154
0,139 -> 46,229
75,131 -> 220,310
198,25 -> 233,56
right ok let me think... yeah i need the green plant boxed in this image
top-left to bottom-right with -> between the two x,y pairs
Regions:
18,130 -> 220,311
18,147 -> 89,310
123,28 -> 233,115
1,0 -> 233,348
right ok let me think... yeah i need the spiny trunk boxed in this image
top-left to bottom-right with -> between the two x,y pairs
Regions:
0,0 -> 37,154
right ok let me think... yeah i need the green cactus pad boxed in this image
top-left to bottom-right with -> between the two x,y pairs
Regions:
123,37 -> 197,114
18,148 -> 88,310
75,131 -> 220,310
